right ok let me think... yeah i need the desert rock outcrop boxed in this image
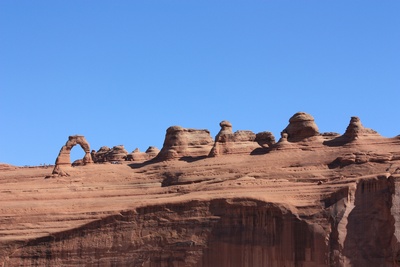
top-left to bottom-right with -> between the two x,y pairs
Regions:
5,112 -> 400,266
54,135 -> 93,166
324,116 -> 381,146
209,121 -> 263,156
282,112 -> 319,142
156,126 -> 213,160
125,146 -> 160,161
52,135 -> 93,176
255,131 -> 276,148
344,116 -> 379,140
91,146 -> 129,162
105,145 -> 128,162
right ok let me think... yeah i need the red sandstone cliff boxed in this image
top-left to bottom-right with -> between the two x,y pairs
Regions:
2,113 -> 400,266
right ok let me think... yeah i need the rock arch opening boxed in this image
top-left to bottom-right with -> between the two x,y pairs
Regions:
54,135 -> 93,166
70,146 -> 86,166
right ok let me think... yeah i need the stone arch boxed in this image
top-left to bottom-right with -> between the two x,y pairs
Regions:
54,135 -> 94,166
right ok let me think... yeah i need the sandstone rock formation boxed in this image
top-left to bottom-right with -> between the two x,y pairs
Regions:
255,131 -> 276,148
156,126 -> 213,160
282,112 -> 319,142
54,135 -> 93,166
52,135 -> 93,176
5,113 -> 400,266
92,146 -> 129,163
324,116 -> 381,147
105,145 -> 128,162
343,116 -> 379,140
91,146 -> 110,163
209,121 -> 264,156
125,146 -> 160,162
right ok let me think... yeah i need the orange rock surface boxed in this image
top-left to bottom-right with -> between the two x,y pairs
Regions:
2,114 -> 400,266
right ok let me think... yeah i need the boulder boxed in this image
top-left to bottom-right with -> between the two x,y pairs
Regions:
282,112 -> 319,142
209,121 -> 262,156
156,126 -> 213,160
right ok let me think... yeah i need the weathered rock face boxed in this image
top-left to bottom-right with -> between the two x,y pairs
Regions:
198,199 -> 327,267
329,152 -> 400,168
92,146 -> 129,162
54,135 -> 93,166
5,112 -> 400,267
282,112 -> 319,142
255,131 -> 276,148
323,117 -> 381,147
344,116 -> 379,140
91,146 -> 111,163
105,145 -> 128,162
52,135 -> 93,176
156,126 -> 213,160
125,146 -> 160,162
4,199 -> 327,267
209,121 -> 262,156
326,174 -> 399,266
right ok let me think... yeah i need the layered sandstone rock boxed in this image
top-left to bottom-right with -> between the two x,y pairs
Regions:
91,146 -> 129,162
54,135 -> 93,166
255,131 -> 276,148
324,116 -> 381,147
343,116 -> 379,140
125,147 -> 160,162
5,112 -> 400,267
156,126 -> 213,160
209,121 -> 263,156
105,145 -> 128,162
282,112 -> 319,142
52,135 -> 93,176
91,146 -> 111,163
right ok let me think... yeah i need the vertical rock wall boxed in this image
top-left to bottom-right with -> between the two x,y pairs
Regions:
5,199 -> 329,267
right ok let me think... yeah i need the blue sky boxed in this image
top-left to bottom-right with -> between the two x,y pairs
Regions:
1,1 -> 399,166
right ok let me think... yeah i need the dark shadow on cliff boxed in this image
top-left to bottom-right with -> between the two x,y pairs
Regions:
323,136 -> 351,147
200,198 -> 328,267
250,147 -> 272,155
342,175 -> 398,266
179,155 -> 208,163
327,157 -> 354,169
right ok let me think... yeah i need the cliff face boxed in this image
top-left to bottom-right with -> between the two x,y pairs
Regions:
5,175 -> 400,267
6,199 -> 328,267
0,174 -> 398,266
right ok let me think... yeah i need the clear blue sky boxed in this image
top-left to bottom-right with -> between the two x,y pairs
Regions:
1,1 -> 399,166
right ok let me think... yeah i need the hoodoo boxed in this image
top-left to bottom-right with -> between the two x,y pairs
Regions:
282,112 -> 319,142
344,116 -> 379,140
209,120 -> 262,156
